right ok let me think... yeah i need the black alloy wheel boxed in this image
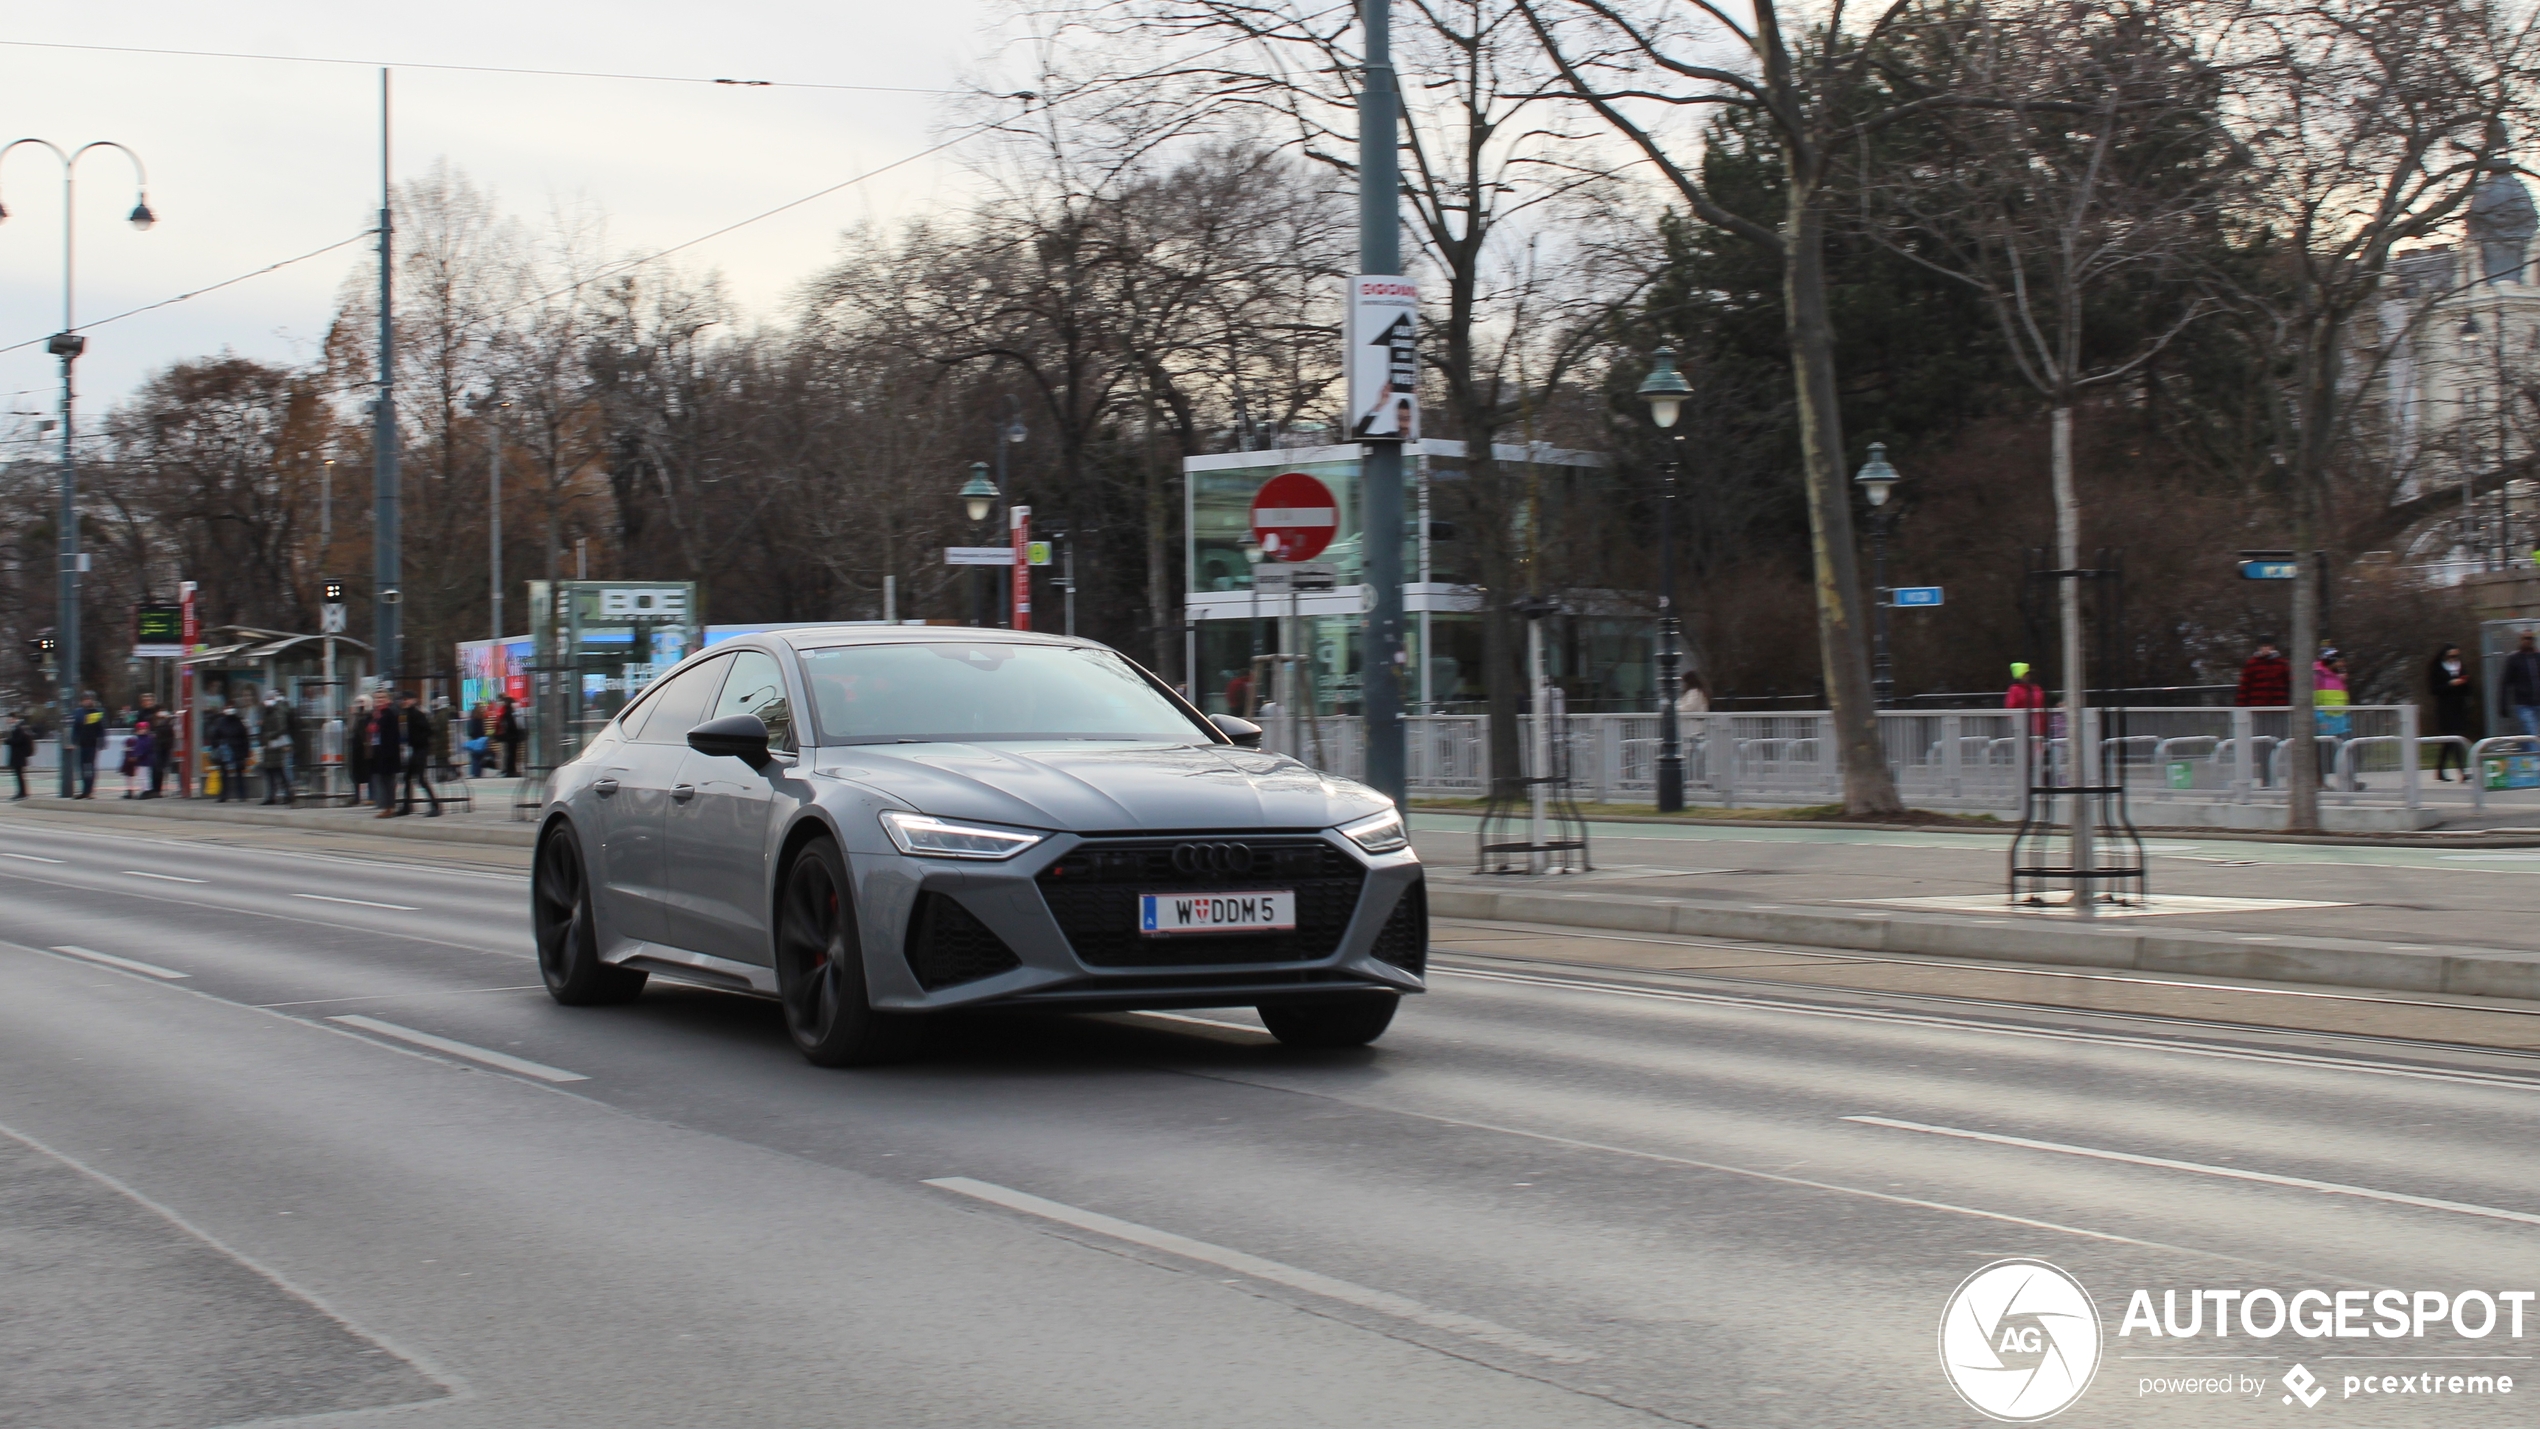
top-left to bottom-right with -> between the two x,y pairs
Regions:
1257,993 -> 1399,1048
774,838 -> 922,1067
533,822 -> 647,1005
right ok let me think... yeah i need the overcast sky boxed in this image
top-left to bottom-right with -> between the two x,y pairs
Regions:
0,2 -> 1017,441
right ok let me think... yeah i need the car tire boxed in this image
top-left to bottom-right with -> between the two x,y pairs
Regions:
534,822 -> 647,1006
1257,993 -> 1398,1048
774,837 -> 923,1067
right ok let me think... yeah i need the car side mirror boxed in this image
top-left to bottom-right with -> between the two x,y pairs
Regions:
688,712 -> 773,770
1209,713 -> 1263,749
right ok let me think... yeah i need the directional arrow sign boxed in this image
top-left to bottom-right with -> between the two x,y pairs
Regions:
1890,586 -> 1944,608
2239,560 -> 2298,580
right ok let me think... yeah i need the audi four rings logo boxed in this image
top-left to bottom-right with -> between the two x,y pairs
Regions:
1171,842 -> 1254,874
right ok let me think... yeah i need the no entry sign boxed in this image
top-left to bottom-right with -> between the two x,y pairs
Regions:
1250,472 -> 1339,562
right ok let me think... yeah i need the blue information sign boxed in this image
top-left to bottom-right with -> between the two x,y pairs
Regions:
2239,560 -> 2298,580
1890,586 -> 1944,608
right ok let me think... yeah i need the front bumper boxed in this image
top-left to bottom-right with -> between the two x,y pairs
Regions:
856,830 -> 1425,1012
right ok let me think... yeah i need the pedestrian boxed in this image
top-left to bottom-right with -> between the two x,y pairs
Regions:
429,694 -> 456,782
2429,644 -> 2476,780
368,693 -> 404,816
2003,662 -> 2048,735
4,711 -> 34,799
122,719 -> 155,798
208,702 -> 252,801
348,696 -> 372,797
134,691 -> 171,796
260,688 -> 298,805
2234,636 -> 2292,708
2505,632 -> 2540,740
71,692 -> 105,799
463,701 -> 491,778
1224,668 -> 1252,717
2314,650 -> 2353,783
1676,674 -> 1711,718
496,696 -> 524,778
398,690 -> 442,817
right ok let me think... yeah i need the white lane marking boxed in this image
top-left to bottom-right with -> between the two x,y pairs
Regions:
293,893 -> 420,911
124,870 -> 207,883
48,945 -> 188,980
926,1176 -> 1596,1363
1844,1116 -> 2540,1229
1434,965 -> 2540,1092
325,1015 -> 587,1083
1,851 -> 63,863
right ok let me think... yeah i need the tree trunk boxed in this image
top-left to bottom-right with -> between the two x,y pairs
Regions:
2051,404 -> 2097,905
1783,190 -> 1904,816
1144,407 -> 1175,685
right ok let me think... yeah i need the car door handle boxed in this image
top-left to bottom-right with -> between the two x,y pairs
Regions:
670,783 -> 696,803
593,777 -> 619,797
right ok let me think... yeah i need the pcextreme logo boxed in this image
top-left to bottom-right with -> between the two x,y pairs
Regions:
1939,1259 -> 2103,1422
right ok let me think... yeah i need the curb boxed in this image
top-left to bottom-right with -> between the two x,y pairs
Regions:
6,798 -> 540,848
1409,807 -> 2540,850
1426,883 -> 2540,1003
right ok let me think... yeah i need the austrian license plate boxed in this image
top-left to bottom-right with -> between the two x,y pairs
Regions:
1139,890 -> 1296,935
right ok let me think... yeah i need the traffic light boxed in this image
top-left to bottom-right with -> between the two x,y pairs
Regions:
32,633 -> 56,655
321,579 -> 347,604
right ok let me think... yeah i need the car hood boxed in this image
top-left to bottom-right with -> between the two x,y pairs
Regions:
812,740 -> 1387,833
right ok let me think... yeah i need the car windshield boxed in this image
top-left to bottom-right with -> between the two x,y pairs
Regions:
799,641 -> 1212,745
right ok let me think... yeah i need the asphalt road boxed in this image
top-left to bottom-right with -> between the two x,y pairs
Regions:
4,817 -> 2539,1427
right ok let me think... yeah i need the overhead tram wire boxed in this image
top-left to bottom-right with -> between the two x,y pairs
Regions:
0,39 -> 965,96
0,230 -> 376,357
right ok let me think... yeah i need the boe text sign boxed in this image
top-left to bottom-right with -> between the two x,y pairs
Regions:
1344,275 -> 1419,442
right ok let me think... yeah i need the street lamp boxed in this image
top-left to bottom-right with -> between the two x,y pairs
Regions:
1636,346 -> 1694,812
959,462 -> 999,626
1855,442 -> 1902,708
1239,532 -> 1265,714
0,139 -> 155,797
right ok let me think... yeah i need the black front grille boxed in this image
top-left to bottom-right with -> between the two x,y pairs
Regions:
904,892 -> 1023,990
1370,878 -> 1427,975
1037,837 -> 1368,968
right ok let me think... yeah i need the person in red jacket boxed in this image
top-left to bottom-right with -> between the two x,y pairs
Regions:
2234,637 -> 2291,707
2004,662 -> 2048,735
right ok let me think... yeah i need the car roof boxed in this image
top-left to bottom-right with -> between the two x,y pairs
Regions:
769,626 -> 1100,653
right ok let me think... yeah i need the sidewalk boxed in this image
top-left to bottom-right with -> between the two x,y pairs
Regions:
6,786 -> 537,848
1413,811 -> 2540,1003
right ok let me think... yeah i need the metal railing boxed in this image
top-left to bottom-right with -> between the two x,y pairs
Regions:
1263,705 -> 2440,811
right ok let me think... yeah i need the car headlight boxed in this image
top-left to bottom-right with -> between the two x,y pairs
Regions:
1338,807 -> 1408,854
879,810 -> 1047,860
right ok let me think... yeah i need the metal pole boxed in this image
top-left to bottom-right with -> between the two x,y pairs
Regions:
50,154 -> 83,797
1358,0 -> 1407,808
372,68 -> 403,688
489,402 -> 503,641
1871,507 -> 1895,708
1655,435 -> 1685,811
1062,528 -> 1077,637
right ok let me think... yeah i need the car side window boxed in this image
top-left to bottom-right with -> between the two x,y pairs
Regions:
628,656 -> 730,745
705,649 -> 794,751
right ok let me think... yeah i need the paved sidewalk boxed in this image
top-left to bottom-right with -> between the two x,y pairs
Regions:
7,785 -> 538,847
1415,811 -> 2540,1001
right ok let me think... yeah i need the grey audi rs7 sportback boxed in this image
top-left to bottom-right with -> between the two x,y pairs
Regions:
531,627 -> 1425,1064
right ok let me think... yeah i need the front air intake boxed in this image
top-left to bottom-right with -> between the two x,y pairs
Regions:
903,892 -> 1023,990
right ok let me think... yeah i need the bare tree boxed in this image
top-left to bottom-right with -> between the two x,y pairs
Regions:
2195,0 -> 2533,829
1515,0 -> 1982,815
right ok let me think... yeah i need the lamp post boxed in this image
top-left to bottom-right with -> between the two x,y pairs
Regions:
1239,532 -> 1265,715
997,403 -> 1026,625
471,391 -> 510,641
959,462 -> 999,628
1855,442 -> 1901,708
0,140 -> 154,796
1636,347 -> 1693,812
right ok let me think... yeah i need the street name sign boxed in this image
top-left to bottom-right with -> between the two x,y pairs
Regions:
2239,560 -> 2298,580
944,546 -> 1016,566
1891,586 -> 1944,607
